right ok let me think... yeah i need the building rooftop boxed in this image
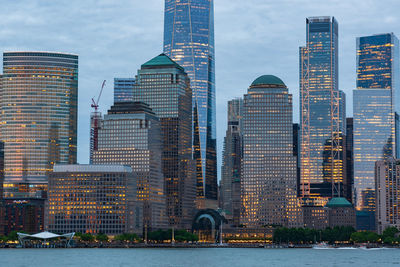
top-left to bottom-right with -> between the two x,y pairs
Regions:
108,101 -> 155,115
141,53 -> 184,71
325,197 -> 353,208
251,75 -> 286,87
53,164 -> 132,173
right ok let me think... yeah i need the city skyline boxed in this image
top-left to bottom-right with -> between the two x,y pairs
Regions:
1,0 -> 400,180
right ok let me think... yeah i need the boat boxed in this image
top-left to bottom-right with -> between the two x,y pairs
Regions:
312,242 -> 333,249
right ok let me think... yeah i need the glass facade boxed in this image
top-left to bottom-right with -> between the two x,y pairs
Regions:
241,75 -> 301,227
131,54 -> 196,228
163,0 -> 217,202
300,17 -> 346,205
47,164 -> 142,235
114,78 -> 135,103
354,33 -> 399,212
92,102 -> 167,230
1,52 -> 78,192
375,158 -> 400,234
221,98 -> 243,226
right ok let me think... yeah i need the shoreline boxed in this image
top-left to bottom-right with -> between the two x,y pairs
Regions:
1,243 -> 399,249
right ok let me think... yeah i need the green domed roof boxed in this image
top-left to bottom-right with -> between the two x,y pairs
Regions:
325,197 -> 353,208
251,75 -> 285,87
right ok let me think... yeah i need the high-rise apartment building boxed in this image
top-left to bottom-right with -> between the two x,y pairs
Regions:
92,102 -> 167,230
164,0 -> 217,206
47,164 -> 142,235
300,17 -> 346,205
114,78 -> 135,103
131,54 -> 196,229
1,52 -> 78,196
221,98 -> 243,226
241,75 -> 301,227
375,158 -> 400,234
354,33 -> 399,212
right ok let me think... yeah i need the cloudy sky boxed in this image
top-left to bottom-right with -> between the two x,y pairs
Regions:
1,0 -> 399,179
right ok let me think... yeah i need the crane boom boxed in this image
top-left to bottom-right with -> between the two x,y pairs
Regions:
96,80 -> 106,106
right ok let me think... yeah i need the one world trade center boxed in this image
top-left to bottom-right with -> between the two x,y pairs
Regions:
163,0 -> 217,207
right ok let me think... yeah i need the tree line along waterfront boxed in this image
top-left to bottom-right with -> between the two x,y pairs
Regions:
2,227 -> 400,248
273,226 -> 400,245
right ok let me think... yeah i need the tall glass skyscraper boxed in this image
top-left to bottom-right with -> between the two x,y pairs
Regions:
241,75 -> 301,227
353,33 -> 399,212
131,54 -> 196,228
1,52 -> 78,195
221,98 -> 243,226
163,0 -> 217,205
300,17 -> 346,205
92,102 -> 167,230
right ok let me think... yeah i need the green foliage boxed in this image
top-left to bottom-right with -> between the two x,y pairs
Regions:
7,231 -> 20,241
382,227 -> 399,244
114,233 -> 139,242
273,226 -> 356,244
80,233 -> 95,242
350,231 -> 380,243
96,233 -> 109,242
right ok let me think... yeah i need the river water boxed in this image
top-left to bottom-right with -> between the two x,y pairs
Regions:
0,248 -> 399,267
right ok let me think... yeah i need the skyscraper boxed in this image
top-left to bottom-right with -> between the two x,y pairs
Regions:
241,75 -> 301,227
353,33 -> 399,212
300,17 -> 345,205
1,52 -> 78,195
163,0 -> 217,206
92,102 -> 167,230
221,98 -> 243,226
131,54 -> 196,229
375,158 -> 400,234
114,78 -> 135,103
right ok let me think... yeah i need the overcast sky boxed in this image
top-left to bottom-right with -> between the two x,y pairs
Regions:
1,0 -> 399,179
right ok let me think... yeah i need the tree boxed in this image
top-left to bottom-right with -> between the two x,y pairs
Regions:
382,227 -> 399,244
96,233 -> 108,242
7,231 -> 20,241
80,233 -> 95,242
115,233 -> 139,242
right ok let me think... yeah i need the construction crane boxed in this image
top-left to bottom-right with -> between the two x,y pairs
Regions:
90,80 -> 106,161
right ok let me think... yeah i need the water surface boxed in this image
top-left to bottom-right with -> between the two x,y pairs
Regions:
0,248 -> 399,267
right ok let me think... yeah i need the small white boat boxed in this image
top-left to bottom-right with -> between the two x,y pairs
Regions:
312,242 -> 333,249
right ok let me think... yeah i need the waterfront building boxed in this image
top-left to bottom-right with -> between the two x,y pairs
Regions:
241,75 -> 301,227
131,54 -> 196,229
375,158 -> 400,234
354,33 -> 399,217
326,197 -> 356,228
114,78 -> 135,103
302,206 -> 328,230
47,164 -> 142,235
164,0 -> 218,207
1,52 -> 78,196
300,17 -> 346,206
4,198 -> 45,235
92,102 -> 167,230
220,98 -> 243,226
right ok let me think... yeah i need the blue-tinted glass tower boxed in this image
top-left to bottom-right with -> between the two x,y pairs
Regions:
353,33 -> 399,213
300,17 -> 346,205
163,0 -> 217,205
114,78 -> 135,103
